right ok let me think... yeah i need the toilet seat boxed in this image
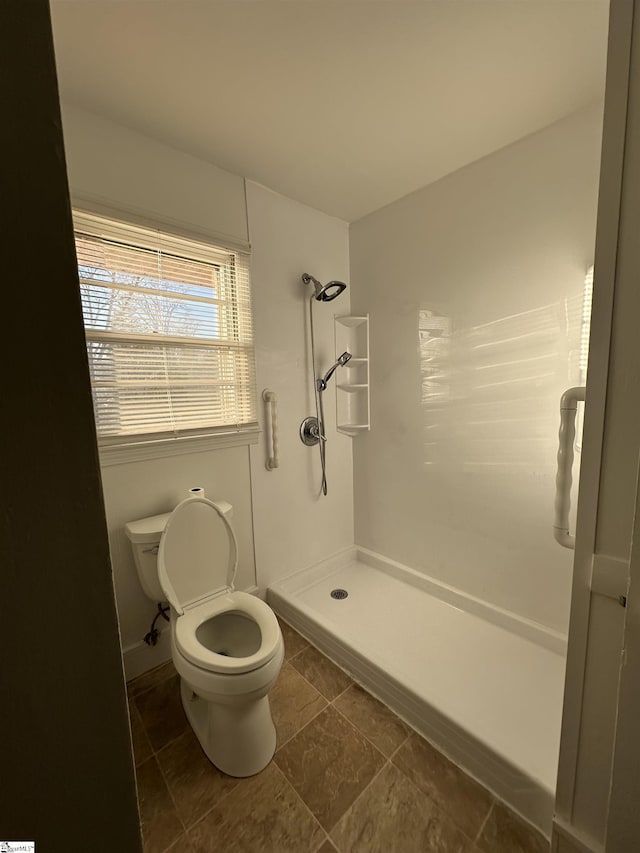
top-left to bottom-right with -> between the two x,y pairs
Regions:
158,496 -> 238,616
174,590 -> 281,674
159,496 -> 282,676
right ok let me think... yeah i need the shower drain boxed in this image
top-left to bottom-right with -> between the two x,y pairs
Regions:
330,588 -> 349,600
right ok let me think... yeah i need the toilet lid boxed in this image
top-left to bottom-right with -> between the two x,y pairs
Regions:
158,497 -> 238,616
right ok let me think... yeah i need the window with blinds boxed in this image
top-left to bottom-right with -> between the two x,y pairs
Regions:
575,264 -> 594,454
580,265 -> 594,383
73,211 -> 257,444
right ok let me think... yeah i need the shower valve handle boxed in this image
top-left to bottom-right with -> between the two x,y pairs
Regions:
300,416 -> 324,447
310,422 -> 326,441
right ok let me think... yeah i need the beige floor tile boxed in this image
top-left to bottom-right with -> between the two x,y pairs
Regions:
393,734 -> 492,840
157,729 -> 239,829
136,756 -> 184,853
187,763 -> 325,853
291,645 -> 352,701
275,705 -> 385,831
271,663 -> 327,746
331,763 -> 476,853
278,617 -> 310,660
127,660 -> 175,699
128,648 -> 500,853
135,674 -> 189,752
165,835 -> 196,852
130,702 -> 153,766
476,802 -> 549,853
317,842 -> 339,853
334,683 -> 410,757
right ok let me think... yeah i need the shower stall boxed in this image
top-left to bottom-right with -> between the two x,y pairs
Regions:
267,106 -> 603,840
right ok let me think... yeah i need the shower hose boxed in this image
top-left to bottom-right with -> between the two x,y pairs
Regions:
309,296 -> 329,496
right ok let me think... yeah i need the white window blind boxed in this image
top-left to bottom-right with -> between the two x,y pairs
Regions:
575,264 -> 594,454
73,210 -> 257,444
580,265 -> 594,383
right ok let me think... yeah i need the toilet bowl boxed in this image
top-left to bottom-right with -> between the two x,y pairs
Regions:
126,496 -> 284,777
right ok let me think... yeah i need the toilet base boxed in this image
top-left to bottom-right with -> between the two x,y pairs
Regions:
180,678 -> 277,777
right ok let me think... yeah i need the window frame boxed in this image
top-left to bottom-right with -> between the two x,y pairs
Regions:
72,202 -> 259,465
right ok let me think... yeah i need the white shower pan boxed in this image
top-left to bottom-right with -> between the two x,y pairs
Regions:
268,546 -> 567,838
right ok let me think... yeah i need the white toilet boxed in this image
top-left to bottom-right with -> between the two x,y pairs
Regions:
125,496 -> 284,777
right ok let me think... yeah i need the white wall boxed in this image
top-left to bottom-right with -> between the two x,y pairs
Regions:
60,105 -> 355,671
60,104 -> 256,670
61,103 -> 248,244
246,182 -> 354,591
61,95 -> 597,658
350,105 -> 603,632
101,448 -> 256,652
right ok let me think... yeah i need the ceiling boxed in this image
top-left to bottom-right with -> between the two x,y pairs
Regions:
50,1 -> 609,222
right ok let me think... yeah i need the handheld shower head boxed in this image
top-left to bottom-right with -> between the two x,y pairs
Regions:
317,351 -> 352,391
302,273 -> 348,302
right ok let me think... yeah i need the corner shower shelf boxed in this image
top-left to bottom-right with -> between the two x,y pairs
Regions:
337,424 -> 369,436
337,383 -> 368,392
335,314 -> 370,436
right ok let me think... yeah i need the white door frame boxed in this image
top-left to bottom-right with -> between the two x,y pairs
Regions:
553,1 -> 639,850
600,0 -> 640,845
605,471 -> 640,850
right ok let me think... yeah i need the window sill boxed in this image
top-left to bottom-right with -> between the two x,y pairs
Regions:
98,428 -> 260,466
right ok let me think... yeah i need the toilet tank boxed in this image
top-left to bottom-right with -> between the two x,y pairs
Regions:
125,512 -> 172,603
125,501 -> 234,603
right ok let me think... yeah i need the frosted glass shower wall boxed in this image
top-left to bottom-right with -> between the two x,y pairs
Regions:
349,105 -> 603,633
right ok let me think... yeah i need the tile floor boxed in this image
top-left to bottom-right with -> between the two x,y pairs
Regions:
127,619 -> 549,853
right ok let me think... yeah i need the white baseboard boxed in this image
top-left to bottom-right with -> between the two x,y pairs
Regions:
552,816 -> 604,853
122,629 -> 172,681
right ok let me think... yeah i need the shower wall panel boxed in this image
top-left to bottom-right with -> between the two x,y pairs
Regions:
349,105 -> 603,632
246,182 -> 354,591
